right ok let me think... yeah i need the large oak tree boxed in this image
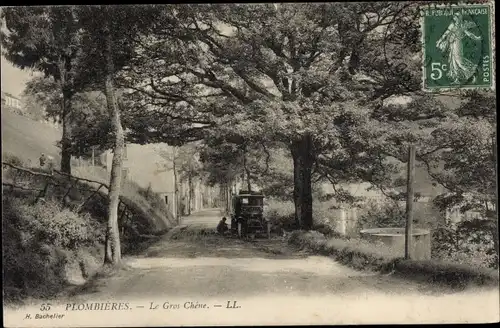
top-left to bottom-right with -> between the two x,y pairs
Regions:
122,3 -> 430,229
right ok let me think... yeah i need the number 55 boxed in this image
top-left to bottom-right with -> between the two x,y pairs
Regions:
430,62 -> 447,80
40,303 -> 51,311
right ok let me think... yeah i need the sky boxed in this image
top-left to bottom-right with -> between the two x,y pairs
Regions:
1,55 -> 37,98
1,10 -> 38,98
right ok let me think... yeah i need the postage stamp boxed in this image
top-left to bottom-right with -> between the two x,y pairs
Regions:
421,2 -> 495,91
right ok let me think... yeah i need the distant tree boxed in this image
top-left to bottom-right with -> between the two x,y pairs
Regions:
20,93 -> 46,121
2,6 -> 82,174
70,91 -> 112,157
23,76 -> 61,122
24,76 -> 112,156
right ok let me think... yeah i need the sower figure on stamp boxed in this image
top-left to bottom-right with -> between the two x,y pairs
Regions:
436,13 -> 482,84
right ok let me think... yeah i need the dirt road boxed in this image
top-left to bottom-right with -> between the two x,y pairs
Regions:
179,208 -> 222,228
4,209 -> 499,326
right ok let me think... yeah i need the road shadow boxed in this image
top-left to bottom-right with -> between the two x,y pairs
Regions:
140,231 -> 305,260
66,255 -> 466,301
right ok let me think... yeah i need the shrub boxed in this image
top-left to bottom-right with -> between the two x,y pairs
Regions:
264,199 -> 297,230
2,195 -> 104,302
312,200 -> 339,226
289,229 -> 499,289
394,260 -> 499,288
15,199 -> 100,249
3,152 -> 24,166
432,219 -> 497,269
288,230 -> 399,271
358,199 -> 406,229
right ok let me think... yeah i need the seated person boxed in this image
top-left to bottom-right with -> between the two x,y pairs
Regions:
217,217 -> 229,235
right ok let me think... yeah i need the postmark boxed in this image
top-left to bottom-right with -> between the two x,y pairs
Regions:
421,2 -> 495,91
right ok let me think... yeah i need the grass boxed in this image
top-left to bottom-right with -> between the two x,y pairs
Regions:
288,230 -> 499,289
1,108 -> 62,166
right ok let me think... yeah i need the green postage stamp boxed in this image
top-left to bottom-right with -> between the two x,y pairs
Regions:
421,2 -> 495,91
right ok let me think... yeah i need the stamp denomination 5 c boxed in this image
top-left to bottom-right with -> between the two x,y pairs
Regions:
421,2 -> 494,91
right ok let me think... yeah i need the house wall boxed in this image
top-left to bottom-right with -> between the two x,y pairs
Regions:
3,93 -> 23,109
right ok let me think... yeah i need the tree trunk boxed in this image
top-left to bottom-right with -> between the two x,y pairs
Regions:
58,60 -> 73,175
173,156 -> 179,224
290,134 -> 314,230
103,26 -> 123,266
226,182 -> 231,214
242,152 -> 252,192
188,175 -> 192,215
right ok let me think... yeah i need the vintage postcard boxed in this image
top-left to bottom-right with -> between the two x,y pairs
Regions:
2,2 -> 499,327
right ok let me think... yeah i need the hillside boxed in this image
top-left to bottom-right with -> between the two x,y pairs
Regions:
1,108 -> 176,232
1,107 -> 61,166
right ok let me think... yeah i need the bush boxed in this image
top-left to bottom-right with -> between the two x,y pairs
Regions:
288,230 -> 399,271
289,229 -> 499,289
2,195 -> 104,302
432,219 -> 497,269
358,199 -> 406,229
264,199 -> 297,230
312,200 -> 339,226
394,260 -> 499,288
2,195 -> 93,300
15,200 -> 101,249
3,152 -> 24,166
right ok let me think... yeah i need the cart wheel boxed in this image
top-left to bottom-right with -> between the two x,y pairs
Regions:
267,221 -> 271,239
237,222 -> 243,238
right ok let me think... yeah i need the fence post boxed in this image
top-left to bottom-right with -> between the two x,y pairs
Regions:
405,145 -> 416,260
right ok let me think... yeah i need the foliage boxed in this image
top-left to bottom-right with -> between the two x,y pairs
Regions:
288,230 -> 400,272
117,3 -> 453,230
18,199 -> 101,248
24,76 -> 113,156
2,195 -> 100,301
19,93 -> 47,121
289,230 -> 499,289
3,152 -> 25,166
419,92 -> 496,215
1,6 -> 84,174
358,199 -> 406,229
1,7 -> 82,81
156,143 -> 203,184
432,219 -> 497,269
416,91 -> 498,261
69,92 -> 112,156
264,199 -> 296,231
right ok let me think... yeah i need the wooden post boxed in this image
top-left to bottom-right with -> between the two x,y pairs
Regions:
405,145 -> 416,260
